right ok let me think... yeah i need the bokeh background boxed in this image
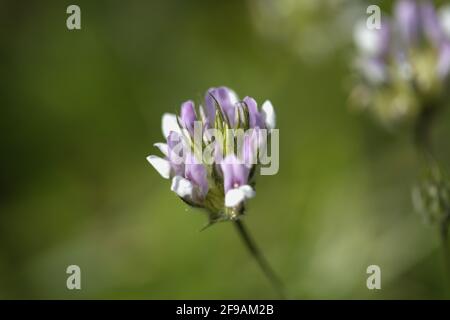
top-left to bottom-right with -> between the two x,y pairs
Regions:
1,0 -> 450,299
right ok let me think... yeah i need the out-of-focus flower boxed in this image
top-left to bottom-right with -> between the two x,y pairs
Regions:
351,0 -> 450,126
249,0 -> 365,63
147,87 -> 276,224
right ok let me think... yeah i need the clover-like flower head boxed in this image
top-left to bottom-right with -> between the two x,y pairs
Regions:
351,0 -> 450,125
147,87 -> 276,224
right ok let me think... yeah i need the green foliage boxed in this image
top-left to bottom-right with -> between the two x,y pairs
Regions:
1,0 -> 450,299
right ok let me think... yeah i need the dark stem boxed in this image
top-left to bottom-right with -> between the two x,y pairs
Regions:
414,104 -> 436,164
439,215 -> 450,296
234,220 -> 286,299
414,104 -> 450,294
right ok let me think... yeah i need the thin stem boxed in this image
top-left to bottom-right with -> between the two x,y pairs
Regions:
414,104 -> 436,164
414,104 -> 450,295
439,216 -> 450,296
234,220 -> 286,299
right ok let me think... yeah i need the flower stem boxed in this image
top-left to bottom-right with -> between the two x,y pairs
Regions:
233,219 -> 286,299
414,104 -> 450,295
439,216 -> 450,296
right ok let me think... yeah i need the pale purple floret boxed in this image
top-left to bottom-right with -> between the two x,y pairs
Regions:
420,1 -> 446,46
378,20 -> 392,58
184,153 -> 209,199
180,100 -> 197,135
438,41 -> 450,78
394,0 -> 447,48
395,0 -> 420,45
417,1 -> 450,79
167,131 -> 185,176
221,155 -> 250,194
220,155 -> 255,208
165,132 -> 208,203
205,86 -> 238,127
245,127 -> 268,169
243,97 -> 265,129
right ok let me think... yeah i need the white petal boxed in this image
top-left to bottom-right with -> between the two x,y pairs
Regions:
225,188 -> 246,207
440,5 -> 450,39
356,58 -> 387,84
147,155 -> 171,179
353,19 -> 382,57
225,185 -> 256,207
171,176 -> 193,198
162,113 -> 180,138
261,100 -> 276,129
228,89 -> 239,105
239,185 -> 256,199
154,142 -> 168,157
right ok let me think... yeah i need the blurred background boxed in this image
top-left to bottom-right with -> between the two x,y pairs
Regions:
1,0 -> 450,299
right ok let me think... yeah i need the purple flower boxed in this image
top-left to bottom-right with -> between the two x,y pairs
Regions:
149,120 -> 209,206
352,0 -> 450,124
243,96 -> 265,129
185,153 -> 208,197
147,87 -> 277,222
180,100 -> 197,135
393,0 -> 448,48
438,41 -> 450,79
221,155 -> 255,208
167,131 -> 185,177
421,3 -> 440,42
205,87 -> 238,127
171,152 -> 209,204
395,0 -> 420,45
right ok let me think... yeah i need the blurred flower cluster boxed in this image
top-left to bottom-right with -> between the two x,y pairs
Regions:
351,0 -> 450,126
147,87 -> 276,224
249,0 -> 364,63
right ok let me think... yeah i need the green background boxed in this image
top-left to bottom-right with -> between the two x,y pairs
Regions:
1,0 -> 450,299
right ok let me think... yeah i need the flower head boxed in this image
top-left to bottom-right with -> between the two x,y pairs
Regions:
351,0 -> 450,126
147,86 -> 276,224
